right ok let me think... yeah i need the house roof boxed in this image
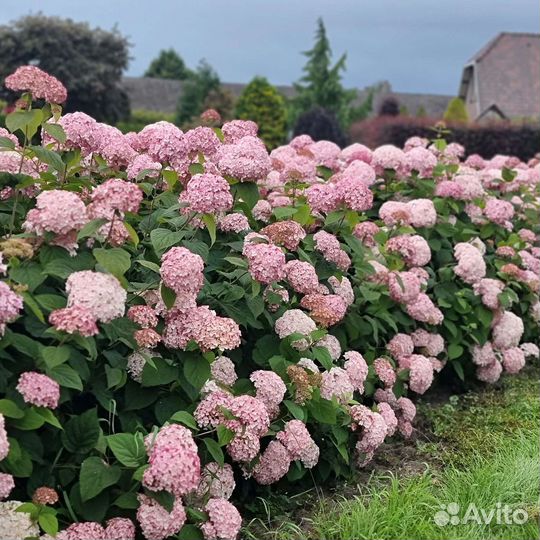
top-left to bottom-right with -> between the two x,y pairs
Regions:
459,32 -> 540,119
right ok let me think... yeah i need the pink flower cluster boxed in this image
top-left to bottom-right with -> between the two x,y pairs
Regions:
179,173 -> 233,214
0,282 -> 23,335
313,230 -> 351,270
16,371 -> 60,408
6,65 -> 67,103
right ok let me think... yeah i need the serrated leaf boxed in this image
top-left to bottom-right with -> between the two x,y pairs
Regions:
38,513 -> 59,536
107,433 -> 146,468
42,122 -> 67,143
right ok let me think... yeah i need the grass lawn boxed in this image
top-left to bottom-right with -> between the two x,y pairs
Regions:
244,368 -> 539,540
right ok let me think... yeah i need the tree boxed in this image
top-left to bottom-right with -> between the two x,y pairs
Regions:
293,106 -> 348,147
176,59 -> 220,125
294,18 -> 356,129
416,105 -> 427,118
378,97 -> 400,116
145,49 -> 192,80
235,77 -> 287,149
203,87 -> 235,122
443,97 -> 469,123
0,15 -> 130,123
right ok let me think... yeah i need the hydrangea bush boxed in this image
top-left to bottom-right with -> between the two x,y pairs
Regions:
0,67 -> 538,539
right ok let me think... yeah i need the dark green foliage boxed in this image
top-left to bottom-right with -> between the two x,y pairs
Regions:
0,15 -> 130,123
202,88 -> 235,122
176,60 -> 220,125
443,97 -> 469,123
378,96 -> 400,117
293,18 -> 356,129
144,48 -> 193,80
293,106 -> 348,147
235,77 -> 288,149
116,109 -> 176,133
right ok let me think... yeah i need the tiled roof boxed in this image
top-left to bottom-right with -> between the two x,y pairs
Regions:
459,32 -> 540,119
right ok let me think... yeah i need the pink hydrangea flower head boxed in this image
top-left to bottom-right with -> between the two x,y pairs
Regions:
210,356 -> 237,386
222,120 -> 258,143
453,242 -> 487,284
16,372 -> 60,408
88,178 -> 143,220
104,518 -> 136,540
243,239 -> 286,284
194,390 -> 235,428
160,246 -> 205,296
340,143 -> 373,164
201,498 -> 242,540
5,65 -> 67,103
472,278 -> 505,310
0,473 -> 14,500
405,293 -> 444,325
377,402 -> 398,436
218,213 -> 250,233
315,334 -> 342,361
353,221 -> 380,247
134,121 -> 186,164
252,440 -> 291,484
484,198 -> 515,227
23,190 -> 88,236
285,260 -> 320,294
388,271 -> 421,304
405,146 -> 437,176
404,136 -> 428,151
328,275 -> 355,306
386,235 -> 431,267
387,333 -> 414,359
435,180 -> 465,199
374,357 -> 396,388
250,370 -> 286,414
300,293 -> 348,327
411,329 -> 445,357
476,359 -> 503,384
137,494 -> 186,540
179,173 -> 233,214
274,309 -> 317,349
492,311 -> 524,350
228,395 -> 270,437
134,328 -> 162,348
454,174 -> 485,200
379,201 -> 412,226
502,347 -> 526,374
335,175 -> 374,211
66,271 -> 126,322
57,522 -> 105,540
406,198 -> 437,228
226,429 -> 260,462
196,462 -> 236,501
126,153 -> 162,181
185,126 -> 221,155
127,305 -> 159,329
372,144 -> 406,174
313,230 -> 351,270
0,414 -> 9,462
343,351 -> 369,393
320,367 -> 354,403
408,355 -> 434,394
350,405 -> 388,465
308,140 -> 341,169
252,199 -> 273,222
0,282 -> 23,329
143,424 -> 201,496
260,220 -> 306,251
215,136 -> 270,181
277,419 -> 319,468
305,182 -> 341,213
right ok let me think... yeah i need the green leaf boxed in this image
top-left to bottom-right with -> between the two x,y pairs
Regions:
42,122 -> 67,143
217,425 -> 235,446
11,408 -> 45,430
312,346 -> 333,371
189,163 -> 205,175
0,136 -> 16,149
223,256 -> 248,269
178,524 -> 204,540
113,492 -> 139,509
136,260 -> 161,273
30,145 -> 65,173
0,399 -> 24,419
77,218 -> 108,241
162,169 -> 179,189
284,400 -> 305,421
6,109 -> 43,138
183,355 -> 210,390
123,221 -> 140,246
232,182 -> 259,208
452,361 -> 465,381
203,438 -> 224,466
38,513 -> 59,536
150,228 -> 186,256
62,409 -> 100,454
141,357 -> 179,387
202,213 -> 216,245
48,364 -> 83,391
169,411 -> 197,430
80,456 -> 122,501
448,343 -> 464,360
107,433 -> 146,468
5,438 -> 33,477
42,345 -> 71,368
35,408 -> 62,429
308,398 -> 337,424
93,247 -> 131,278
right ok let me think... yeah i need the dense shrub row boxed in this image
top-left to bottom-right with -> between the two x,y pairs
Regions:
0,66 -> 538,540
350,116 -> 540,161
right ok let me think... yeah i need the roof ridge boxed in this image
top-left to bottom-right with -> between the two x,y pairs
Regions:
469,32 -> 540,63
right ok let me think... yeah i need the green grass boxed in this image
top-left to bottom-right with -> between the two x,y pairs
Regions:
244,369 -> 540,540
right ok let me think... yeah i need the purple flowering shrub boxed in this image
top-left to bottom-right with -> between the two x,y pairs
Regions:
0,67 -> 538,539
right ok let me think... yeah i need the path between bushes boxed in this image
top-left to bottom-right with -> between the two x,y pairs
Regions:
244,368 -> 539,540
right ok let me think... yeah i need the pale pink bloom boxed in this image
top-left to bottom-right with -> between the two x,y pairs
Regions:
17,372 -> 60,408
179,173 -> 233,214
137,494 -> 186,540
252,440 -> 291,484
320,367 -> 354,403
492,311 -> 524,350
343,351 -> 368,393
405,293 -> 444,325
276,419 -> 319,468
386,235 -> 431,267
5,65 -> 67,103
0,473 -> 14,500
196,462 -> 236,501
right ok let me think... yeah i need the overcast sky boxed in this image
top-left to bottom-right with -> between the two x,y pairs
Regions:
1,0 -> 538,95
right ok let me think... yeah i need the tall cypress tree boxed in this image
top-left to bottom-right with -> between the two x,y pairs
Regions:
294,18 -> 356,128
